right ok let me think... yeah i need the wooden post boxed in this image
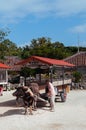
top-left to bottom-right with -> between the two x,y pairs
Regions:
49,66 -> 53,83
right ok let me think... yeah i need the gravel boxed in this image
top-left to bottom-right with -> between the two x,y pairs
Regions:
0,90 -> 86,130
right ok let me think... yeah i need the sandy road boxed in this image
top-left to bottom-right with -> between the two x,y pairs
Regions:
0,90 -> 86,130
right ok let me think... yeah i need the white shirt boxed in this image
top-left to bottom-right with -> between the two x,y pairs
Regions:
48,82 -> 56,97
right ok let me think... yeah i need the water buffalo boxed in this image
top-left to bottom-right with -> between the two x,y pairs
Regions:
13,86 -> 34,115
12,82 -> 47,115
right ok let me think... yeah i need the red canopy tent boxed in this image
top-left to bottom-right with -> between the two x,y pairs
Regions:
0,62 -> 11,69
15,56 -> 75,88
0,62 -> 11,92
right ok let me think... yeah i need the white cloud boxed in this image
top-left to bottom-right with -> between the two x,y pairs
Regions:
69,24 -> 86,33
0,0 -> 53,23
0,0 -> 86,23
55,0 -> 86,16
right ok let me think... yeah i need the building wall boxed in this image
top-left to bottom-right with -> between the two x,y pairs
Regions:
64,52 -> 86,84
64,52 -> 86,67
4,56 -> 22,71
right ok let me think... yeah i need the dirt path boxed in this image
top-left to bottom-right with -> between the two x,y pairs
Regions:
0,90 -> 86,130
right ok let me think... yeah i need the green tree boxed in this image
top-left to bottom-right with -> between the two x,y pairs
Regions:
0,28 -> 22,60
0,28 -> 10,42
2,39 -> 19,55
21,45 -> 31,59
0,39 -> 22,60
72,71 -> 82,83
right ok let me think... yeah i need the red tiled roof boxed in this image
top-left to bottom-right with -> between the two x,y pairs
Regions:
0,62 -> 11,69
16,56 -> 75,67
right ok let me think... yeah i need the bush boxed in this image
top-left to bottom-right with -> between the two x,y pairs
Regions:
72,71 -> 82,83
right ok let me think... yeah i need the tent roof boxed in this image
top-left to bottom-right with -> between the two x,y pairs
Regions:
0,62 -> 11,69
16,56 -> 75,67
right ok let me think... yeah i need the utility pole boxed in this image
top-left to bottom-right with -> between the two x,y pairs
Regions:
77,34 -> 80,53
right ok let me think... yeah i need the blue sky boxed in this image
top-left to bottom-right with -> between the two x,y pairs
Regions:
0,0 -> 86,47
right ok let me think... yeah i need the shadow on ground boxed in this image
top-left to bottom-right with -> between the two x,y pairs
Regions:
0,99 -> 50,117
0,99 -> 16,107
0,108 -> 24,117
